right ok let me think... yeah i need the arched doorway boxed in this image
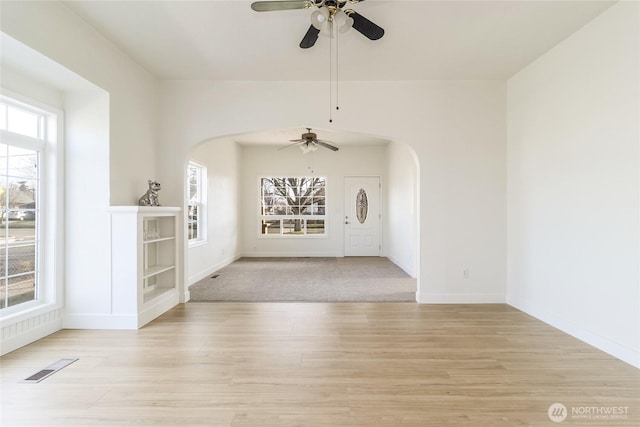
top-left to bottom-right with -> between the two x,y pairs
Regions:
183,127 -> 420,301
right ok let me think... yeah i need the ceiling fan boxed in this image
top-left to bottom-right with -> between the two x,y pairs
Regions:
279,128 -> 339,153
251,0 -> 384,49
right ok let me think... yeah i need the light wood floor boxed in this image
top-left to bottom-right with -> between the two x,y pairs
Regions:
1,303 -> 638,426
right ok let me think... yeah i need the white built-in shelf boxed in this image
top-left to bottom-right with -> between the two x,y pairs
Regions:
143,236 -> 175,244
109,206 -> 181,328
143,264 -> 175,279
143,287 -> 174,304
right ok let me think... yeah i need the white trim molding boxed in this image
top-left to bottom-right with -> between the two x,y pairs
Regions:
417,293 -> 506,304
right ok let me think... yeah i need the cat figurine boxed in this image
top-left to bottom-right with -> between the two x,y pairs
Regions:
138,180 -> 161,206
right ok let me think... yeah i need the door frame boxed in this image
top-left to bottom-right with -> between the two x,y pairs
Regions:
343,175 -> 382,257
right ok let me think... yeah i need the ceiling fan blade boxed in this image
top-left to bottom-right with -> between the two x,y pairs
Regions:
315,140 -> 339,151
278,141 -> 302,151
251,1 -> 310,12
289,138 -> 305,142
300,25 -> 320,49
349,11 -> 384,40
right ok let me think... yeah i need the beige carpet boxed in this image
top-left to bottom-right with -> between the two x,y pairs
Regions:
188,257 -> 416,302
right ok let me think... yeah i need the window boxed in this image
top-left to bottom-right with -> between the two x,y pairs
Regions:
0,96 -> 57,312
187,161 -> 206,243
260,177 -> 326,236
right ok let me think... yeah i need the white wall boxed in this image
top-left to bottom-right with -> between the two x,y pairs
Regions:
187,139 -> 242,286
0,0 -> 159,205
507,1 -> 639,367
240,144 -> 388,257
63,89 -> 111,327
386,141 -> 418,277
0,64 -> 64,109
159,80 -> 507,303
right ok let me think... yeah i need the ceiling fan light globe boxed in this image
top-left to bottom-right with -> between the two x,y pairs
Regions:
340,16 -> 354,33
311,8 -> 330,30
334,10 -> 352,33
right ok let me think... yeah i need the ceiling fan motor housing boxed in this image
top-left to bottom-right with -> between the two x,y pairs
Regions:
302,131 -> 317,140
315,0 -> 353,9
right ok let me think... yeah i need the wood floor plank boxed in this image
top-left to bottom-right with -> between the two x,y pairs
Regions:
1,302 -> 638,426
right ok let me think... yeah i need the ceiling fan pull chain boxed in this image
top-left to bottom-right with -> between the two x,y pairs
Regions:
329,16 -> 334,123
336,22 -> 340,113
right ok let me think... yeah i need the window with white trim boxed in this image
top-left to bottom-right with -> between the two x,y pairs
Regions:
0,96 -> 58,312
187,161 -> 206,243
260,177 -> 326,236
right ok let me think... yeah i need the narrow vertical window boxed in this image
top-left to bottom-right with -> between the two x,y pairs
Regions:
187,161 -> 206,243
0,97 -> 50,311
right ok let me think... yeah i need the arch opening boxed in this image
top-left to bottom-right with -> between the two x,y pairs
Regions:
183,127 -> 421,302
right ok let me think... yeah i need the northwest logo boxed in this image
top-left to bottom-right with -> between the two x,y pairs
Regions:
548,403 -> 568,423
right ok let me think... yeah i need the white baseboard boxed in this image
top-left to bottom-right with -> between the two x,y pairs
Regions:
1,318 -> 62,356
138,290 -> 179,328
417,293 -> 506,304
508,299 -> 640,369
63,313 -> 139,330
64,291 -> 180,330
242,251 -> 342,258
387,255 -> 416,277
182,290 -> 191,303
188,253 -> 241,285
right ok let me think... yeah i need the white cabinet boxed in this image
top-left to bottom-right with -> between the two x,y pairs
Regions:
109,206 -> 181,328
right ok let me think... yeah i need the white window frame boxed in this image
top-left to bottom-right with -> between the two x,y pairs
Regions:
187,161 -> 207,246
258,176 -> 328,238
0,91 -> 63,319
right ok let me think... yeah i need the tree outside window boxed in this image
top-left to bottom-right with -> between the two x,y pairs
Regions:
260,177 -> 326,236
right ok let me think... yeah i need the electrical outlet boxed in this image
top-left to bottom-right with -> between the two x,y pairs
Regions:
463,269 -> 470,279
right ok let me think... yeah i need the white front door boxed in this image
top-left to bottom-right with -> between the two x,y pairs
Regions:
344,176 -> 381,256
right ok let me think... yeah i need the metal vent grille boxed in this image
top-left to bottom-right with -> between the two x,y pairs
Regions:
24,369 -> 55,382
22,358 -> 78,383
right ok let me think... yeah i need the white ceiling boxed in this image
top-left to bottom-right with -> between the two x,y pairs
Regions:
63,0 -> 616,81
44,0 -> 616,147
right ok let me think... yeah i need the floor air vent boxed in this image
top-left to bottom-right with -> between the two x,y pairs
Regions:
22,358 -> 78,383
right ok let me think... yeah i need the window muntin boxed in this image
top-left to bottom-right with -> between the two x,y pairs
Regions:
259,177 -> 327,237
0,98 -> 45,310
187,161 -> 206,243
1,102 -> 45,140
